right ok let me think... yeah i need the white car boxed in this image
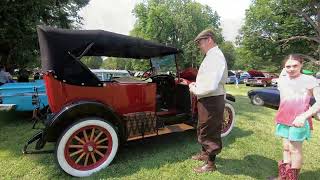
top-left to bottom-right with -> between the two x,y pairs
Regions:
91,69 -> 130,81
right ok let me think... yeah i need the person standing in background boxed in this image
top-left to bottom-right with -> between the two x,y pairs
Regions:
0,65 -> 12,85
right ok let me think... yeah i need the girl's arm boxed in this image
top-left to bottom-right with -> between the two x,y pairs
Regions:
293,86 -> 320,127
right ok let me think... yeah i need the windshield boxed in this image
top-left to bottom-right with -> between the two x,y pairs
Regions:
150,54 -> 176,76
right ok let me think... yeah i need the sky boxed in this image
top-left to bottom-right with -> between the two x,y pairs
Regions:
79,0 -> 252,42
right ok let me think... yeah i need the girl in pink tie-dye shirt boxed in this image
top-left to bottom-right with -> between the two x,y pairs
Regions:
271,54 -> 320,180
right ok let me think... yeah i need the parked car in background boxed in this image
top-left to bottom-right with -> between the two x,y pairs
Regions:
247,87 -> 315,109
239,72 -> 250,83
0,80 -> 48,111
134,71 -> 144,77
247,87 -> 280,108
244,70 -> 277,87
271,77 -> 279,86
91,69 -> 131,81
226,70 -> 237,84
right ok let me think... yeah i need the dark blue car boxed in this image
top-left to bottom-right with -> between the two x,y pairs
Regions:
247,88 -> 315,109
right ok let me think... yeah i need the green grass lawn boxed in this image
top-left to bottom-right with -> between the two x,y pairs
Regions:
0,84 -> 319,179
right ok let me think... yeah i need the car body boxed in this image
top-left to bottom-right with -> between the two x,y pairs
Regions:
247,87 -> 280,108
0,80 -> 48,111
247,87 -> 315,109
24,26 -> 236,177
244,70 -> 277,87
0,69 -> 121,112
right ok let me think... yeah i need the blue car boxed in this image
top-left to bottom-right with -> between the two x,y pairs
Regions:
247,87 -> 315,109
226,70 -> 237,84
239,73 -> 251,83
0,80 -> 48,111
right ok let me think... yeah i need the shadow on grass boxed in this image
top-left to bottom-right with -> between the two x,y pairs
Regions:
0,111 -> 34,127
0,111 -> 49,154
300,170 -> 320,179
232,94 -> 277,122
217,154 -> 277,179
85,126 -> 253,179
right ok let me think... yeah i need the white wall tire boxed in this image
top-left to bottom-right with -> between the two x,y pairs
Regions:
251,94 -> 264,106
221,103 -> 236,137
55,118 -> 119,177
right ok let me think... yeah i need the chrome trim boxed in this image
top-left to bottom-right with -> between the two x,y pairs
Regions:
0,104 -> 16,111
0,92 -> 46,97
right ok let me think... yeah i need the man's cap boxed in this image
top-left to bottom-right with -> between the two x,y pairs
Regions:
194,29 -> 215,43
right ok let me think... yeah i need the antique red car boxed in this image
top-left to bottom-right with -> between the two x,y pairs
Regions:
244,70 -> 278,87
23,26 -> 236,177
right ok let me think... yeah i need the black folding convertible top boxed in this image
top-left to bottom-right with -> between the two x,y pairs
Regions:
37,26 -> 181,86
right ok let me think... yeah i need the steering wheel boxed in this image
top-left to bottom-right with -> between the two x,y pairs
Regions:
141,67 -> 155,80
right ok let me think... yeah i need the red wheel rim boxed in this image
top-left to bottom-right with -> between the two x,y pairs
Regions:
222,107 -> 233,134
64,125 -> 113,171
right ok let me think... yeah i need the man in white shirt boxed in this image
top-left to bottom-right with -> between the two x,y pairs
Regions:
189,29 -> 228,173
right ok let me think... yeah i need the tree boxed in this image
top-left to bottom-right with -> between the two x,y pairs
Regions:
131,0 -> 223,70
81,56 -> 103,69
220,41 -> 236,69
0,0 -> 89,70
101,57 -> 149,71
237,0 -> 320,72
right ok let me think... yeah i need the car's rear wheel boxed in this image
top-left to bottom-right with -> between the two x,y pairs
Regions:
251,94 -> 264,106
56,118 -> 119,177
221,103 -> 236,137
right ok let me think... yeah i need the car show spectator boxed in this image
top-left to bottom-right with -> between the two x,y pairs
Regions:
0,65 -> 13,85
189,29 -> 228,173
17,68 -> 30,82
270,54 -> 320,180
235,71 -> 241,88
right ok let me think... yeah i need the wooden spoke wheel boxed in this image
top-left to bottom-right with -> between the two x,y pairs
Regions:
221,103 -> 236,137
56,118 -> 119,177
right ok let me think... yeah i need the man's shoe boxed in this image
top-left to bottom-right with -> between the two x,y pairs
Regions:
191,153 -> 208,161
193,164 -> 216,173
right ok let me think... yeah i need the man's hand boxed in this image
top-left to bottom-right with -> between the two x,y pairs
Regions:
292,115 -> 306,127
189,82 -> 196,94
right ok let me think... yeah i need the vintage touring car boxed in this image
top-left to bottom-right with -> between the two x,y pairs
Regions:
23,26 -> 236,177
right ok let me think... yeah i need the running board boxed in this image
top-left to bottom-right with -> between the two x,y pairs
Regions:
128,123 -> 194,141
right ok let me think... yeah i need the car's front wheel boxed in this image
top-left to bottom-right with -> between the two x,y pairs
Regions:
56,118 -> 119,177
251,94 -> 264,106
221,102 -> 236,137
